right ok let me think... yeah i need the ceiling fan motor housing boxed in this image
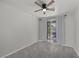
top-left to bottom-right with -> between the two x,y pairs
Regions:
42,3 -> 47,9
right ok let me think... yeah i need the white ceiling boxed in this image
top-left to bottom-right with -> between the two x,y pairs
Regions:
0,0 -> 57,17
0,0 -> 37,11
0,0 -> 78,17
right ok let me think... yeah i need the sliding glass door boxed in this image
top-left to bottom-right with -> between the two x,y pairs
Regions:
39,15 -> 65,45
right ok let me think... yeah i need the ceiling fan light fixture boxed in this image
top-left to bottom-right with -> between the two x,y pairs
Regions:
43,9 -> 46,12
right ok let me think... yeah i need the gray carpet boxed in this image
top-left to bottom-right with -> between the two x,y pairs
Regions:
6,41 -> 78,58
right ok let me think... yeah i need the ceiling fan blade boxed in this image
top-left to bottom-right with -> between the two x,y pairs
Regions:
35,1 -> 42,7
34,9 -> 43,12
47,0 -> 54,7
47,8 -> 55,11
38,0 -> 45,4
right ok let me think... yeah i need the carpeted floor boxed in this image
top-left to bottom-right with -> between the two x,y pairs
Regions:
6,41 -> 78,58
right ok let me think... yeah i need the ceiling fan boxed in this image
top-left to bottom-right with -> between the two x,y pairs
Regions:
34,0 -> 55,14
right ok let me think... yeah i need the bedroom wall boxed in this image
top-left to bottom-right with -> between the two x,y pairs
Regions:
75,1 -> 79,56
55,0 -> 77,47
0,1 -> 38,57
55,0 -> 78,55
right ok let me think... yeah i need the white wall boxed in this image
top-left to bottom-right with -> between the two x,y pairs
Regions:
64,10 -> 77,47
75,2 -> 79,56
60,0 -> 79,56
55,0 -> 79,55
55,0 -> 77,47
0,1 -> 38,57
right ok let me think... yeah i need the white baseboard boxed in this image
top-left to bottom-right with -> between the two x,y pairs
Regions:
74,48 -> 79,56
1,41 -> 37,58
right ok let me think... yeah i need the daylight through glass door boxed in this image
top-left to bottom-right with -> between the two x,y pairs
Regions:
47,20 -> 56,42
